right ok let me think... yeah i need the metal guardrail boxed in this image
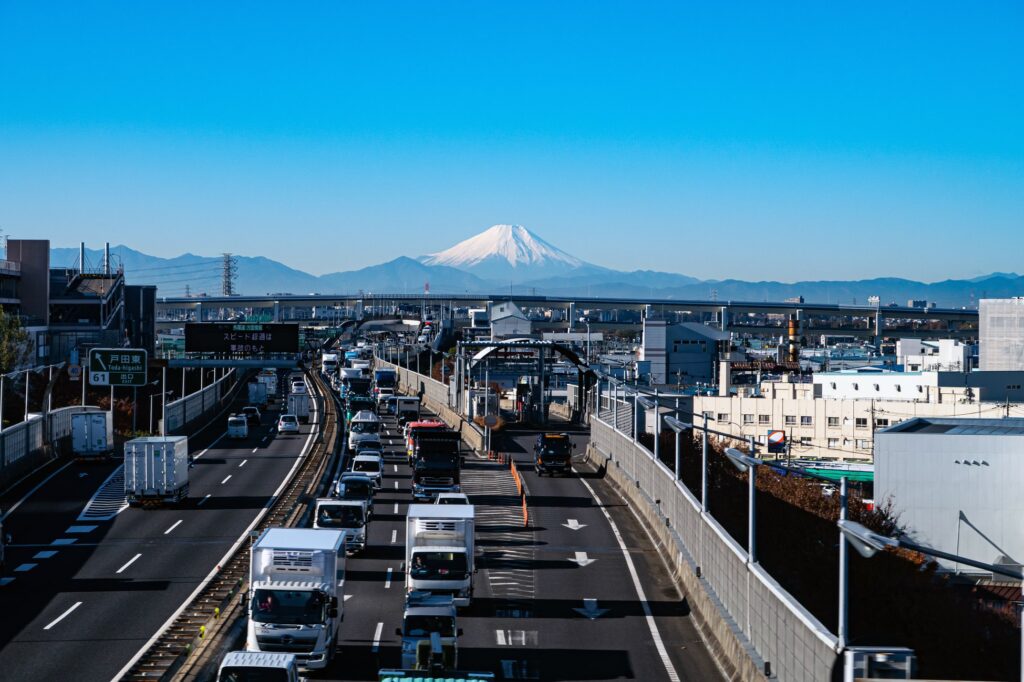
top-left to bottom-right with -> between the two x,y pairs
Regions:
165,371 -> 236,434
120,368 -> 339,681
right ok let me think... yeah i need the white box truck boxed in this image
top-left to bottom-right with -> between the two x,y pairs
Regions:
124,436 -> 190,505
258,371 -> 279,401
248,381 -> 269,408
247,528 -> 346,670
71,411 -> 114,459
405,505 -> 475,607
218,651 -> 304,682
288,392 -> 311,424
313,498 -> 368,552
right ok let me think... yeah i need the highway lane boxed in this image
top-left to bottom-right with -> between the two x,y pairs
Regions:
0,373 -> 320,681
316,408 -> 721,681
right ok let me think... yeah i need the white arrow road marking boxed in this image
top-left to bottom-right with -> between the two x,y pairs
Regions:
567,551 -> 596,567
563,519 -> 586,531
573,598 -> 609,620
44,601 -> 83,630
116,553 -> 142,574
371,622 -> 383,652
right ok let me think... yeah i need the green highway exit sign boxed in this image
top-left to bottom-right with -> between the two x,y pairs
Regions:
89,348 -> 148,387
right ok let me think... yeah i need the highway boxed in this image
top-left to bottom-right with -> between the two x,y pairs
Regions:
316,407 -> 722,681
0,373 -> 318,682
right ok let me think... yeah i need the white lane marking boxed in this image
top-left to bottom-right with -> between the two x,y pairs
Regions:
198,494 -> 212,506
568,551 -> 596,567
371,621 -> 384,652
238,459 -> 248,468
33,550 -> 58,559
251,447 -> 258,453
14,563 -> 36,572
65,525 -> 97,534
1,461 -> 73,520
163,520 -> 183,535
193,432 -> 226,461
393,502 -> 399,514
0,577 -> 14,587
393,464 -> 398,473
496,629 -> 506,646
393,480 -> 398,489
390,529 -> 397,544
262,436 -> 269,442
221,475 -> 232,485
43,601 -> 83,630
384,567 -> 393,589
116,553 -> 142,574
51,538 -> 76,546
578,476 -> 681,682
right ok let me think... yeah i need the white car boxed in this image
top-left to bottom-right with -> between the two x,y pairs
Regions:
277,414 -> 300,434
349,453 -> 384,489
227,415 -> 249,439
290,380 -> 307,394
434,492 -> 470,505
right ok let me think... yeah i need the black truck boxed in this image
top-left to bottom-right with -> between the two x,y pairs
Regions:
411,431 -> 462,501
534,433 -> 575,476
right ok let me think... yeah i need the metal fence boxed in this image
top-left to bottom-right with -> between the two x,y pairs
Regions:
0,404 -> 107,491
590,387 -> 839,682
165,370 -> 236,434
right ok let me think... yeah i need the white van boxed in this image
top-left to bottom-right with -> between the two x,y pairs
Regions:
227,415 -> 249,440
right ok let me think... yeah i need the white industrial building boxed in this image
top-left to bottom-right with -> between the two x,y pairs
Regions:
980,298 -> 1024,371
896,338 -> 973,372
875,417 -> 1024,574
489,301 -> 532,339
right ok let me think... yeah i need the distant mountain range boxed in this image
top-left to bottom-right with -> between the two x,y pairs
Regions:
50,225 -> 1024,307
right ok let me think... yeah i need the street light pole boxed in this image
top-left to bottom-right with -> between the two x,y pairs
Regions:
747,436 -> 757,563
838,475 -> 849,651
701,412 -> 709,512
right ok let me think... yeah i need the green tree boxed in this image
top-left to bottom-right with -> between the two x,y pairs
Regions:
0,309 -> 31,374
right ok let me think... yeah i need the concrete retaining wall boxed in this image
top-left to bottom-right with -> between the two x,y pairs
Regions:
589,414 -> 840,682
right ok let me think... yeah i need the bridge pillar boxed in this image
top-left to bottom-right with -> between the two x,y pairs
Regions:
195,301 -> 203,322
874,312 -> 882,347
273,301 -> 281,323
568,302 -> 576,330
719,306 -> 729,331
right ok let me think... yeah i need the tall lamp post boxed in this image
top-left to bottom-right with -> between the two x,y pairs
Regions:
724,445 -> 763,564
637,394 -> 660,463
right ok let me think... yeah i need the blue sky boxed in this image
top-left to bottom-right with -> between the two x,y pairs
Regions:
1,1 -> 1022,281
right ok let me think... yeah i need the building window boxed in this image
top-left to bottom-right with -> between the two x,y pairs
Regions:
800,436 -> 812,446
827,416 -> 840,427
717,413 -> 729,423
784,415 -> 796,425
827,438 -> 839,448
742,414 -> 754,425
758,414 -> 770,425
855,417 -> 868,428
875,418 -> 890,427
856,439 -> 871,449
800,416 -> 813,426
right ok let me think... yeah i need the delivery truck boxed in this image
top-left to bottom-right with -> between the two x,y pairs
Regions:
124,436 -> 190,506
71,411 -> 114,459
248,381 -> 269,408
217,651 -> 305,682
397,592 -> 461,671
247,528 -> 346,670
405,504 -> 475,607
288,392 -> 311,424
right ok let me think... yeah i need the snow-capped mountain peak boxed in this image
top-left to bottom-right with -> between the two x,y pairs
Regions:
421,224 -> 583,271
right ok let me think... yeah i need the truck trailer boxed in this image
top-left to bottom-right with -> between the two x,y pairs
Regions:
124,436 -> 190,505
71,411 -> 114,459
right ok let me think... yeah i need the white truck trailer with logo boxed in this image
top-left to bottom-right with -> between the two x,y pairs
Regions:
124,436 -> 190,505
247,528 -> 346,670
405,504 -> 475,607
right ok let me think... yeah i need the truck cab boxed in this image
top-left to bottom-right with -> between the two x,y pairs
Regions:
411,431 -> 462,501
396,592 -> 461,671
533,433 -> 575,476
247,529 -> 346,670
218,651 -> 305,682
313,498 -> 368,552
348,410 -> 382,452
406,504 -> 475,607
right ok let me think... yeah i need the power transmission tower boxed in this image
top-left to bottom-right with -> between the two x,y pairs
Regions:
221,253 -> 237,296
184,283 -> 191,298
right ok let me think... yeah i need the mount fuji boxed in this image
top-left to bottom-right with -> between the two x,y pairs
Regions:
419,224 -> 608,283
